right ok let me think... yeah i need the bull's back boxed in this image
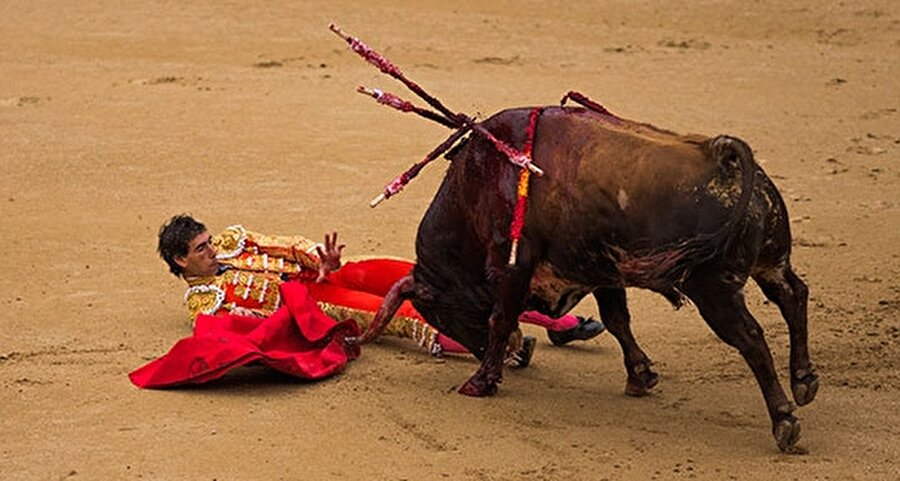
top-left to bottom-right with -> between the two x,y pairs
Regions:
524,108 -> 730,251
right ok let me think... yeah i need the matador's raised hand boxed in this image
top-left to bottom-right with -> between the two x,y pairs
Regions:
316,231 -> 345,282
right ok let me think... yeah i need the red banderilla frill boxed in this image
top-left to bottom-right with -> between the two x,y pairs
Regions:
508,108 -> 544,265
469,123 -> 544,176
560,90 -> 619,120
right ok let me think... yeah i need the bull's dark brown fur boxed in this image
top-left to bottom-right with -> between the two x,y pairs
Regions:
365,105 -> 817,451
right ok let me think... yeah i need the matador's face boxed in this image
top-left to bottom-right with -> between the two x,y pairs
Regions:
175,231 -> 219,277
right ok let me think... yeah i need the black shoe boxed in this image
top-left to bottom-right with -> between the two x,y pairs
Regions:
508,335 -> 537,368
547,316 -> 606,346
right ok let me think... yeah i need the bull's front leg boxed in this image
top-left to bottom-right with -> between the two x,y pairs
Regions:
458,248 -> 534,397
457,311 -> 513,397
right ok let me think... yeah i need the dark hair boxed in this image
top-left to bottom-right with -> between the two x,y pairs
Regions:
158,214 -> 207,276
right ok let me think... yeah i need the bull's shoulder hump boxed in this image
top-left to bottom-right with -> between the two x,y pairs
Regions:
479,107 -> 712,158
479,108 -> 535,130
537,107 -> 710,149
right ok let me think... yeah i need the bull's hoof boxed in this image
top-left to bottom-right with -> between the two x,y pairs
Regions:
773,417 -> 802,452
458,377 -> 499,397
624,371 -> 659,397
792,370 -> 820,406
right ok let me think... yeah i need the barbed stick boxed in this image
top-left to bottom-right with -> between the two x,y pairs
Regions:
369,126 -> 471,207
357,86 -> 460,129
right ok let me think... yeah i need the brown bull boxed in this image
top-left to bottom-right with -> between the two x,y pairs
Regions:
363,105 -> 818,451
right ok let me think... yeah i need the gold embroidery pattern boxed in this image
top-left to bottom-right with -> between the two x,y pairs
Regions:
218,254 -> 304,276
213,225 -> 248,260
246,230 -> 321,270
184,270 -> 282,323
184,284 -> 225,325
317,301 -> 441,355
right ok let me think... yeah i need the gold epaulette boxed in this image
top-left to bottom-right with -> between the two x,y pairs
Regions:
213,225 -> 248,260
184,284 -> 226,322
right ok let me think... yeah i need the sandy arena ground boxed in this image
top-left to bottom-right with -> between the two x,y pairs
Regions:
2,1 -> 899,479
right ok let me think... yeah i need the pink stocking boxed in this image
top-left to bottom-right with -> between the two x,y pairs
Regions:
518,311 -> 580,332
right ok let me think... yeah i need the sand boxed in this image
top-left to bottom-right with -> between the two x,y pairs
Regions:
1,1 -> 898,479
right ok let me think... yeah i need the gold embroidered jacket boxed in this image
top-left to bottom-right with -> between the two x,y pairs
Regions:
183,225 -> 322,323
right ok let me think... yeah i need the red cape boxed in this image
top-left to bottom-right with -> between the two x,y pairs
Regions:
129,282 -> 360,389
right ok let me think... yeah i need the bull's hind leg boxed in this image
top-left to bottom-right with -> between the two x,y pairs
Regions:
592,288 -> 658,396
683,275 -> 800,452
753,263 -> 818,406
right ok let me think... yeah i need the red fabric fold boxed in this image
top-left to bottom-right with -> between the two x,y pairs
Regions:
129,282 -> 360,389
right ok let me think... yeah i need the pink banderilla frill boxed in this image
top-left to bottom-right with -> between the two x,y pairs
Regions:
356,85 -> 544,177
369,126 -> 471,207
368,88 -> 414,112
357,86 -> 460,129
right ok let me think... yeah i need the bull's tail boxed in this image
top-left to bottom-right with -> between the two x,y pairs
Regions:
358,274 -> 417,344
707,135 -> 757,247
635,135 -> 757,301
